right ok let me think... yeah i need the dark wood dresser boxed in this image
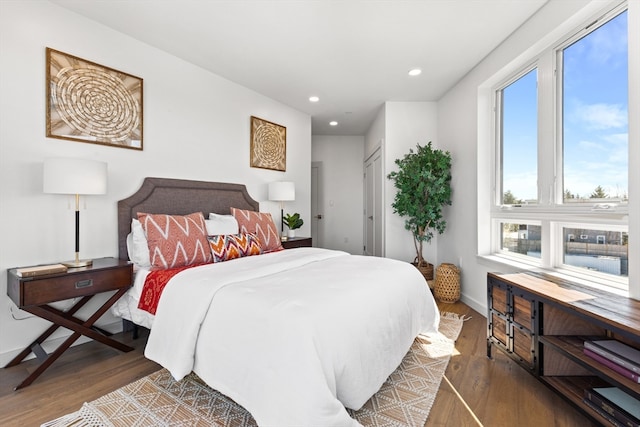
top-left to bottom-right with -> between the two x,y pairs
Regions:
487,272 -> 640,426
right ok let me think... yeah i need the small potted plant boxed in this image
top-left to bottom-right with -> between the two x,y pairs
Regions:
283,213 -> 304,238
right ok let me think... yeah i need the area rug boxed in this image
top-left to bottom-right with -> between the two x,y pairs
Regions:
43,312 -> 464,427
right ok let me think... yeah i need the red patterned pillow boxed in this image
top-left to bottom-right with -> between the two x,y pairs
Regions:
230,208 -> 283,253
137,212 -> 212,270
208,233 -> 262,262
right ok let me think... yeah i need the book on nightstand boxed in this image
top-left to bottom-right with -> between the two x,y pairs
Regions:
15,264 -> 68,277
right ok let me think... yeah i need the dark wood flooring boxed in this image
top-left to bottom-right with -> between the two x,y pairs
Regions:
0,301 -> 596,426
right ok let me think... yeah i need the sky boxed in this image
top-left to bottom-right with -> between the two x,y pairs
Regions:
502,10 -> 628,202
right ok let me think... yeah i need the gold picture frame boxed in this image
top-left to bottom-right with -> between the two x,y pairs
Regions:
46,48 -> 143,150
250,116 -> 286,171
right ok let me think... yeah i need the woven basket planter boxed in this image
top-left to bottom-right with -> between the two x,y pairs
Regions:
434,263 -> 460,303
412,261 -> 434,282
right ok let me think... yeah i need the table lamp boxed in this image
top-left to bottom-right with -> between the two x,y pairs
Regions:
268,181 -> 295,238
43,157 -> 107,267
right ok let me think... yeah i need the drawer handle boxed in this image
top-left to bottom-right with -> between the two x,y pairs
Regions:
75,279 -> 93,289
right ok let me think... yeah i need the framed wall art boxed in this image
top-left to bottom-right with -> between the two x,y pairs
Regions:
250,116 -> 286,171
46,48 -> 143,150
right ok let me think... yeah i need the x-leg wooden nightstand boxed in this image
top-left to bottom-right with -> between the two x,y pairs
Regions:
5,257 -> 134,390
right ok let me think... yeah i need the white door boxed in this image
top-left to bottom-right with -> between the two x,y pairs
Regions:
364,160 -> 374,256
373,152 -> 383,256
364,147 -> 383,256
311,162 -> 322,247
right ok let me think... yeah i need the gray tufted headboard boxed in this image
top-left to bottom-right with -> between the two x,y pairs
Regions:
117,177 -> 259,261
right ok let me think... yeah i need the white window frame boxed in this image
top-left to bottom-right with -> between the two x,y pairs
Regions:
485,1 -> 631,294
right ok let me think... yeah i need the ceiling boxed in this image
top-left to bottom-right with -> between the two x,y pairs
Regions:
51,0 -> 547,136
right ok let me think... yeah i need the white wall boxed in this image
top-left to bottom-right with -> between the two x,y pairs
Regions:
363,102 -> 440,265
365,105 -> 385,160
436,0 -> 636,313
384,102 -> 438,265
0,1 -> 311,364
311,135 -> 364,254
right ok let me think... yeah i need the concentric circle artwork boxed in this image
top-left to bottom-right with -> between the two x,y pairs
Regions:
46,48 -> 143,150
250,116 -> 286,171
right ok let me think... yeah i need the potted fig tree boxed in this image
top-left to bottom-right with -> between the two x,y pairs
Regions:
387,142 -> 452,280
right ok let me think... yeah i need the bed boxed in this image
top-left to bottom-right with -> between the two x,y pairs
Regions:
112,177 -> 440,427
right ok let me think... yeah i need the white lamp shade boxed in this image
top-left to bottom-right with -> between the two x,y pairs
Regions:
43,158 -> 108,195
268,181 -> 295,201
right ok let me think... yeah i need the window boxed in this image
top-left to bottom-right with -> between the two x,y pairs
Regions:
500,69 -> 538,204
563,227 -> 627,282
561,11 -> 629,204
499,222 -> 541,260
490,3 -> 630,291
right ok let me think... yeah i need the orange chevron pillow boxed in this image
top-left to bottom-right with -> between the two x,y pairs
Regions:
208,233 -> 262,263
230,208 -> 283,253
137,212 -> 212,270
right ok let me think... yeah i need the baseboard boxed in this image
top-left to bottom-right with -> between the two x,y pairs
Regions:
460,293 -> 486,318
0,320 -> 123,367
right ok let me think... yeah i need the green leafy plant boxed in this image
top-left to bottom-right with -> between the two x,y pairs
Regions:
283,212 -> 304,230
387,142 -> 452,268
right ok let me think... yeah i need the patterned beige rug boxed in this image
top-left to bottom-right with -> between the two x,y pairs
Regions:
43,313 -> 464,427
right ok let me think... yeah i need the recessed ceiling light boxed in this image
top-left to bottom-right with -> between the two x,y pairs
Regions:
329,121 -> 338,126
408,68 -> 422,76
309,96 -> 319,102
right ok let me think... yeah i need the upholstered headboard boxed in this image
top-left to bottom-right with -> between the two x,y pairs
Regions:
117,177 -> 259,261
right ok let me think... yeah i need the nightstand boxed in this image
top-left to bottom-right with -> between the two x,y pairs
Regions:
5,257 -> 134,390
282,236 -> 312,249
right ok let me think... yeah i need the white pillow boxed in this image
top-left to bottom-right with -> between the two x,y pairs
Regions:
126,219 -> 151,268
207,213 -> 239,235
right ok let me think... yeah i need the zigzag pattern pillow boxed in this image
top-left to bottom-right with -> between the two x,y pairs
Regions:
231,208 -> 283,253
137,212 -> 212,270
208,233 -> 262,263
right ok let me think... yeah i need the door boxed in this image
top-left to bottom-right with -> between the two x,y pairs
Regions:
311,162 -> 322,247
365,160 -> 374,255
364,147 -> 383,256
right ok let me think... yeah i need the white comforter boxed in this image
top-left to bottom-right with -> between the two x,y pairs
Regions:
145,247 -> 439,427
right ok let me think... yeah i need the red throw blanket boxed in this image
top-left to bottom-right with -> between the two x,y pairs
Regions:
138,265 -> 197,314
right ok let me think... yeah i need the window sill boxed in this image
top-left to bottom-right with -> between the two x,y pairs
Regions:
477,254 -> 628,298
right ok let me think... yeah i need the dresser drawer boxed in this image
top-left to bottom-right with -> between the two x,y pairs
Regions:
493,286 -> 508,316
513,293 -> 533,329
490,312 -> 508,347
512,323 -> 534,367
20,266 -> 132,306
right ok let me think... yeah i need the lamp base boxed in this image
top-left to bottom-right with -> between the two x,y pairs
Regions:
62,259 -> 93,268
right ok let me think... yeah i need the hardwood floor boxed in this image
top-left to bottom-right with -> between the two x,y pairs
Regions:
0,301 -> 597,427
0,328 -> 159,427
